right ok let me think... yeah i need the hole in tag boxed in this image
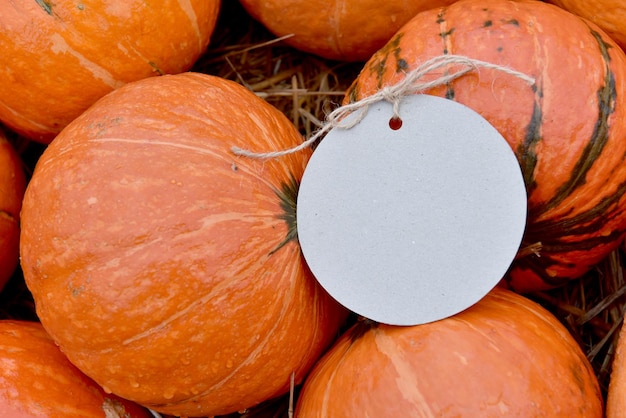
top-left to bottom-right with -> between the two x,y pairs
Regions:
389,117 -> 403,130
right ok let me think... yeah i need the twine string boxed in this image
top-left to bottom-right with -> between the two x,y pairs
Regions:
231,54 -> 536,160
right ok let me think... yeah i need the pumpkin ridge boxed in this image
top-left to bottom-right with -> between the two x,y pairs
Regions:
0,101 -> 53,131
115,279 -> 247,350
531,28 -> 617,218
301,280 -> 342,365
100,219 -> 295,348
373,328 -> 436,418
330,0 -> 343,59
489,291 -> 601,402
146,252 -> 302,409
86,137 -> 285,198
452,306 -> 575,386
87,137 -> 229,157
319,329 -> 368,417
493,292 -> 600,395
49,33 -> 126,89
175,0 -> 203,49
490,291 -> 577,346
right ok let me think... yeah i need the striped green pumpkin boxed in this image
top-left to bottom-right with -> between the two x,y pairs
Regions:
344,0 -> 626,292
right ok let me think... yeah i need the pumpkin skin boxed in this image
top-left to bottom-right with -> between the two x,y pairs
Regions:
0,130 -> 26,291
607,324 -> 626,417
344,0 -> 626,292
238,0 -> 460,62
0,0 -> 220,143
19,73 -> 348,417
0,320 -> 150,418
295,287 -> 603,417
547,0 -> 626,51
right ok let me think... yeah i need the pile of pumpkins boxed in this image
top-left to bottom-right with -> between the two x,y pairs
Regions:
2,0 -> 626,416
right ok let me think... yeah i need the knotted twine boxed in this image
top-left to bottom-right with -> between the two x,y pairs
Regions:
231,54 -> 536,160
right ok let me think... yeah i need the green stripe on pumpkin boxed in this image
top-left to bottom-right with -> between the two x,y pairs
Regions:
512,225 -> 625,287
515,182 -> 626,287
509,27 -> 626,287
345,82 -> 359,105
365,33 -> 404,91
529,180 -> 626,241
517,84 -> 543,197
531,28 -> 617,219
435,8 -> 456,99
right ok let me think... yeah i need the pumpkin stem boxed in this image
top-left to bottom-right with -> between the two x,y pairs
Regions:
347,316 -> 379,342
270,175 -> 299,255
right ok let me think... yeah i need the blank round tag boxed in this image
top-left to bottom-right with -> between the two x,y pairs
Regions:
297,94 -> 527,326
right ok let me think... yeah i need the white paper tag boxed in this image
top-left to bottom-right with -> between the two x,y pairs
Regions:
297,94 -> 527,326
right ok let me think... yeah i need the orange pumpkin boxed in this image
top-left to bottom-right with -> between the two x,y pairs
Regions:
344,0 -> 626,292
20,73 -> 348,417
295,287 -> 603,417
238,0 -> 459,62
0,320 -> 150,418
0,0 -> 220,143
547,0 -> 626,51
607,324 -> 626,417
0,130 -> 26,291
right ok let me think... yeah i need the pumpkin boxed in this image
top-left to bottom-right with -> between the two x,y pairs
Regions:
295,287 -> 603,417
344,0 -> 626,292
19,72 -> 348,417
0,0 -> 221,143
238,0 -> 459,62
0,319 -> 151,418
607,323 -> 626,417
547,0 -> 626,51
0,130 -> 26,291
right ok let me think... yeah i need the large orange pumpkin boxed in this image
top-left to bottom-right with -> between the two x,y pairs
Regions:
0,320 -> 150,418
547,0 -> 626,51
238,0 -> 459,62
0,0 -> 220,143
607,323 -> 626,417
0,130 -> 26,291
344,0 -> 626,292
295,287 -> 603,417
19,73 -> 348,417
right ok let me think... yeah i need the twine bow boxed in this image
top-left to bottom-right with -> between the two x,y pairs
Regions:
231,54 -> 536,160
